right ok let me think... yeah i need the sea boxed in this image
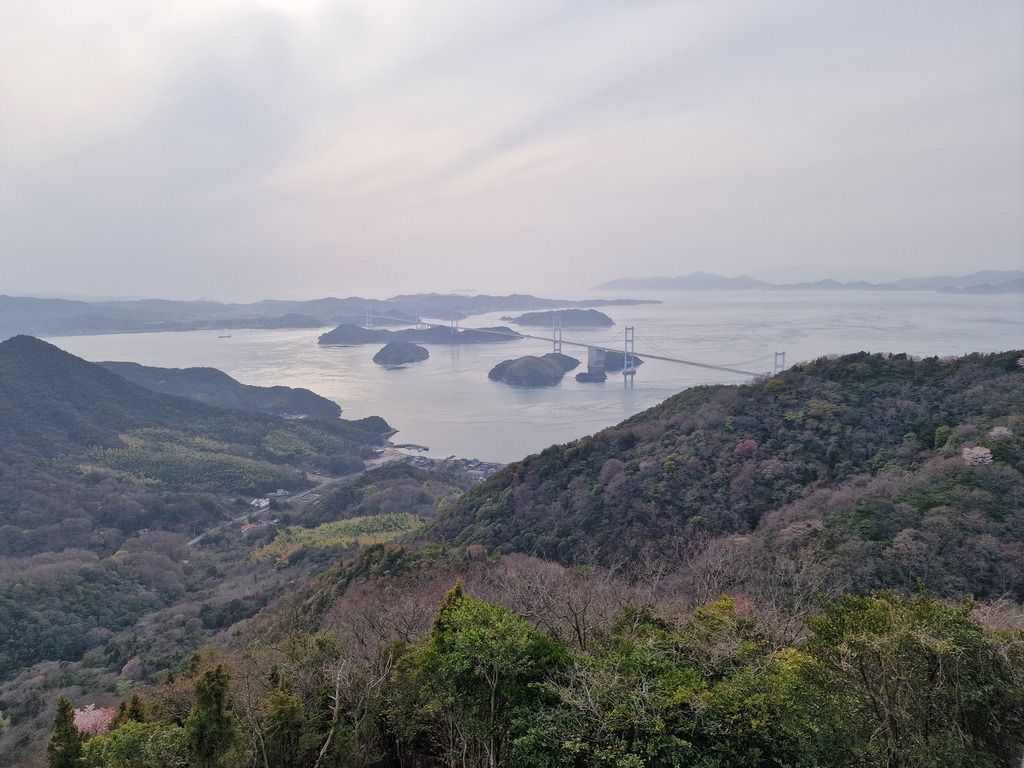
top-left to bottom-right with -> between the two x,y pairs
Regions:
46,290 -> 1024,464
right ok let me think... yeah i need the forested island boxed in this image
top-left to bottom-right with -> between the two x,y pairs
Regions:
1,341 -> 1022,767
487,352 -> 580,386
319,323 -> 520,346
501,308 -> 614,327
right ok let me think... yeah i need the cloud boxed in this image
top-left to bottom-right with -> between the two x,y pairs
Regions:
0,1 -> 1021,299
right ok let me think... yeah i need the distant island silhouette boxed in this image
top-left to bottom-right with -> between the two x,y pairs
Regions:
596,269 -> 1024,293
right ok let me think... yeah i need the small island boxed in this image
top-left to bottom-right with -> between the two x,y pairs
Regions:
502,308 -> 614,327
488,353 -> 580,387
373,342 -> 430,366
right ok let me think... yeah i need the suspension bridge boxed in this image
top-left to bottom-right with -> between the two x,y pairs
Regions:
359,309 -> 786,385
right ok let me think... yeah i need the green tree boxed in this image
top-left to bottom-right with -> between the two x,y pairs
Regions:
185,664 -> 235,768
385,583 -> 564,768
262,690 -> 305,768
110,694 -> 145,731
81,720 -> 188,768
47,696 -> 83,768
801,591 -> 1024,768
519,601 -> 813,768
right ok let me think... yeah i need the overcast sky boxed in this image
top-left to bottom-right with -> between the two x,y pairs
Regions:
1,1 -> 1021,301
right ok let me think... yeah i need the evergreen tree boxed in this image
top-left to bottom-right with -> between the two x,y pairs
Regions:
47,696 -> 83,768
185,664 -> 235,768
387,582 -> 564,768
110,693 -> 145,730
262,689 -> 305,768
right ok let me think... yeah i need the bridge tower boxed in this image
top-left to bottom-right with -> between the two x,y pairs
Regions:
773,351 -> 786,375
623,326 -> 636,388
364,307 -> 374,328
552,318 -> 563,354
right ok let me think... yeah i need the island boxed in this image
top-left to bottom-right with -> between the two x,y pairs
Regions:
373,342 -> 430,365
488,353 -> 580,387
501,308 -> 614,327
319,324 -> 521,346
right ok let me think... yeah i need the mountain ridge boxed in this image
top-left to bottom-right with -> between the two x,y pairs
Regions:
96,361 -> 342,418
596,269 -> 1024,292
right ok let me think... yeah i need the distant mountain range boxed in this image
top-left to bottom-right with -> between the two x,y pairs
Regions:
597,269 -> 1024,293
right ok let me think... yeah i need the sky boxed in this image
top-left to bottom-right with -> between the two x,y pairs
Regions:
1,1 -> 1022,302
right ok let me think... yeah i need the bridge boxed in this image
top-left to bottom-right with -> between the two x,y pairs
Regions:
360,310 -> 785,385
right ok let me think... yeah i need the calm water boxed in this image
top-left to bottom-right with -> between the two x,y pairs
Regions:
47,291 -> 1023,463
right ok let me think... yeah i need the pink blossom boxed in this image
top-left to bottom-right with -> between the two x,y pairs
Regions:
73,703 -> 117,736
962,446 -> 993,466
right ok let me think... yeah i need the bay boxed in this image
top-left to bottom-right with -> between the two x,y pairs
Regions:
46,290 -> 1024,463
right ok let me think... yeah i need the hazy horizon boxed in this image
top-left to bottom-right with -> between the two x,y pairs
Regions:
5,263 -> 1024,306
2,2 -> 1022,303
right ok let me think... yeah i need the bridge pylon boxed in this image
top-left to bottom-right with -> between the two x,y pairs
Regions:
552,318 -> 563,354
623,326 -> 636,388
773,351 -> 786,375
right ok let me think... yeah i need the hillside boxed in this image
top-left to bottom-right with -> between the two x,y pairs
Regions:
0,336 -> 394,694
0,337 -> 392,556
4,346 -> 1024,766
431,351 -> 1024,597
97,361 -> 342,418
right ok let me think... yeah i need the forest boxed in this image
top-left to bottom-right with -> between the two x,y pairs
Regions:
1,344 -> 1023,766
43,566 -> 1024,768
